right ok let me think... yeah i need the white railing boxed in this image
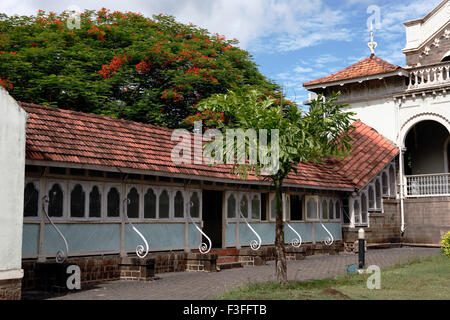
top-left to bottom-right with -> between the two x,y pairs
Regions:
407,62 -> 450,90
406,173 -> 450,197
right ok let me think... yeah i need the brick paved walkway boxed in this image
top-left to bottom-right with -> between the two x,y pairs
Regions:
51,247 -> 440,300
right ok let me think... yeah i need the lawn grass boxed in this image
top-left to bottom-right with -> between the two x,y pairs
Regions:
217,255 -> 450,300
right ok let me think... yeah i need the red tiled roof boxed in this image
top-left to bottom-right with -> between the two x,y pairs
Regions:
303,55 -> 400,87
21,103 -> 398,191
322,120 -> 399,189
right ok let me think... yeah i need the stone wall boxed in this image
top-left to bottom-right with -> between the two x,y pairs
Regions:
343,200 -> 401,251
403,197 -> 450,244
119,257 -> 155,281
150,252 -> 188,273
22,255 -> 121,291
21,251 -> 206,294
237,242 -> 343,266
0,278 -> 21,300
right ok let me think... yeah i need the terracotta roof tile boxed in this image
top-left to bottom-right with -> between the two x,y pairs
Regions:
21,103 -> 398,191
303,56 -> 400,87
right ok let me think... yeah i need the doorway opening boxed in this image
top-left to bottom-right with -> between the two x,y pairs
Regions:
202,190 -> 223,249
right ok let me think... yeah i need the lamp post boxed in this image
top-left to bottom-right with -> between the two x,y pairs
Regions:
358,228 -> 365,269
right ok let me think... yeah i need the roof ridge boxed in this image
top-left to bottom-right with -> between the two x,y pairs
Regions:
303,55 -> 401,87
19,101 -> 172,133
23,102 -> 398,191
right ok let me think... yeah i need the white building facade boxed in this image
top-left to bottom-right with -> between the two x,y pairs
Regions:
304,0 -> 450,245
0,87 -> 27,299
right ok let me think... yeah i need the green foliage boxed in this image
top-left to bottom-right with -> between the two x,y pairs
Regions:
196,88 -> 355,182
441,231 -> 450,257
0,9 -> 277,127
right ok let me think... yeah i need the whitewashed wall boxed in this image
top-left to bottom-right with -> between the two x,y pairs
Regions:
345,93 -> 450,142
344,98 -> 398,143
403,1 -> 450,54
0,87 -> 27,281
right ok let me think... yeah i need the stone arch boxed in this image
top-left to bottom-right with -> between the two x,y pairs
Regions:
399,113 -> 450,147
442,50 -> 450,62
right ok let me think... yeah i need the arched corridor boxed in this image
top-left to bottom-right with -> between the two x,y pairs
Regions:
404,120 -> 450,175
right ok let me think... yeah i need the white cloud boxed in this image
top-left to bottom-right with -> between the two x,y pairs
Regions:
0,0 -> 354,51
293,66 -> 314,73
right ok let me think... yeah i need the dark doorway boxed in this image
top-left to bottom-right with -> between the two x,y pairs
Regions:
404,120 -> 449,175
202,190 -> 223,248
447,140 -> 450,172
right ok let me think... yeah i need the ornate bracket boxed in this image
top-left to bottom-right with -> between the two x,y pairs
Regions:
42,196 -> 69,263
124,199 -> 149,258
285,222 -> 302,248
188,201 -> 212,254
320,223 -> 334,246
239,210 -> 262,251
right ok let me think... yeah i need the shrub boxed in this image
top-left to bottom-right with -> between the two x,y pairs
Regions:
440,231 -> 450,257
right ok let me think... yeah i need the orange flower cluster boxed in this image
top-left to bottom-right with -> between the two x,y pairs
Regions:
96,8 -> 143,22
136,58 -> 152,73
161,87 -> 183,102
98,54 -> 130,79
185,66 -> 201,75
87,25 -> 106,42
0,51 -> 17,55
0,77 -> 13,90
182,110 -> 225,127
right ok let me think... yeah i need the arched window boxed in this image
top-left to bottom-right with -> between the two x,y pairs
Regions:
322,199 -> 328,220
328,199 -> 334,220
251,195 -> 260,220
127,187 -> 140,219
89,185 -> 101,218
270,197 -> 276,220
375,179 -> 382,209
368,185 -> 375,209
240,194 -> 249,218
306,197 -> 318,220
144,188 -> 156,219
24,182 -> 39,217
335,200 -> 341,220
342,199 -> 350,224
159,190 -> 170,219
174,191 -> 184,218
353,199 -> 360,224
361,193 -> 368,224
190,191 -> 200,218
107,187 -> 120,218
389,165 -> 396,197
227,193 -> 236,218
382,172 -> 389,196
284,195 -> 290,220
48,183 -> 64,217
290,195 -> 303,221
70,184 -> 86,218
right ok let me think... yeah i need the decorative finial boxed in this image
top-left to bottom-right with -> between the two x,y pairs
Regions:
368,22 -> 377,57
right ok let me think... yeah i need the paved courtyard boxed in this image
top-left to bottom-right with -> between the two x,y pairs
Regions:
51,247 -> 440,300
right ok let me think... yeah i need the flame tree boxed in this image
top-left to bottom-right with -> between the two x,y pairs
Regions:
0,9 -> 277,127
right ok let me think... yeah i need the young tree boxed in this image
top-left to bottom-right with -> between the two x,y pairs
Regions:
196,89 -> 354,283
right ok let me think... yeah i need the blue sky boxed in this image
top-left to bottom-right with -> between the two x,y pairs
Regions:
1,0 -> 444,104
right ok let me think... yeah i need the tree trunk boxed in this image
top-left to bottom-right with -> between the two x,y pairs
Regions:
274,180 -> 287,283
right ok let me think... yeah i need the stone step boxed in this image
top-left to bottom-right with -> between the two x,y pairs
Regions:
217,255 -> 237,264
192,248 -> 238,257
217,262 -> 243,271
